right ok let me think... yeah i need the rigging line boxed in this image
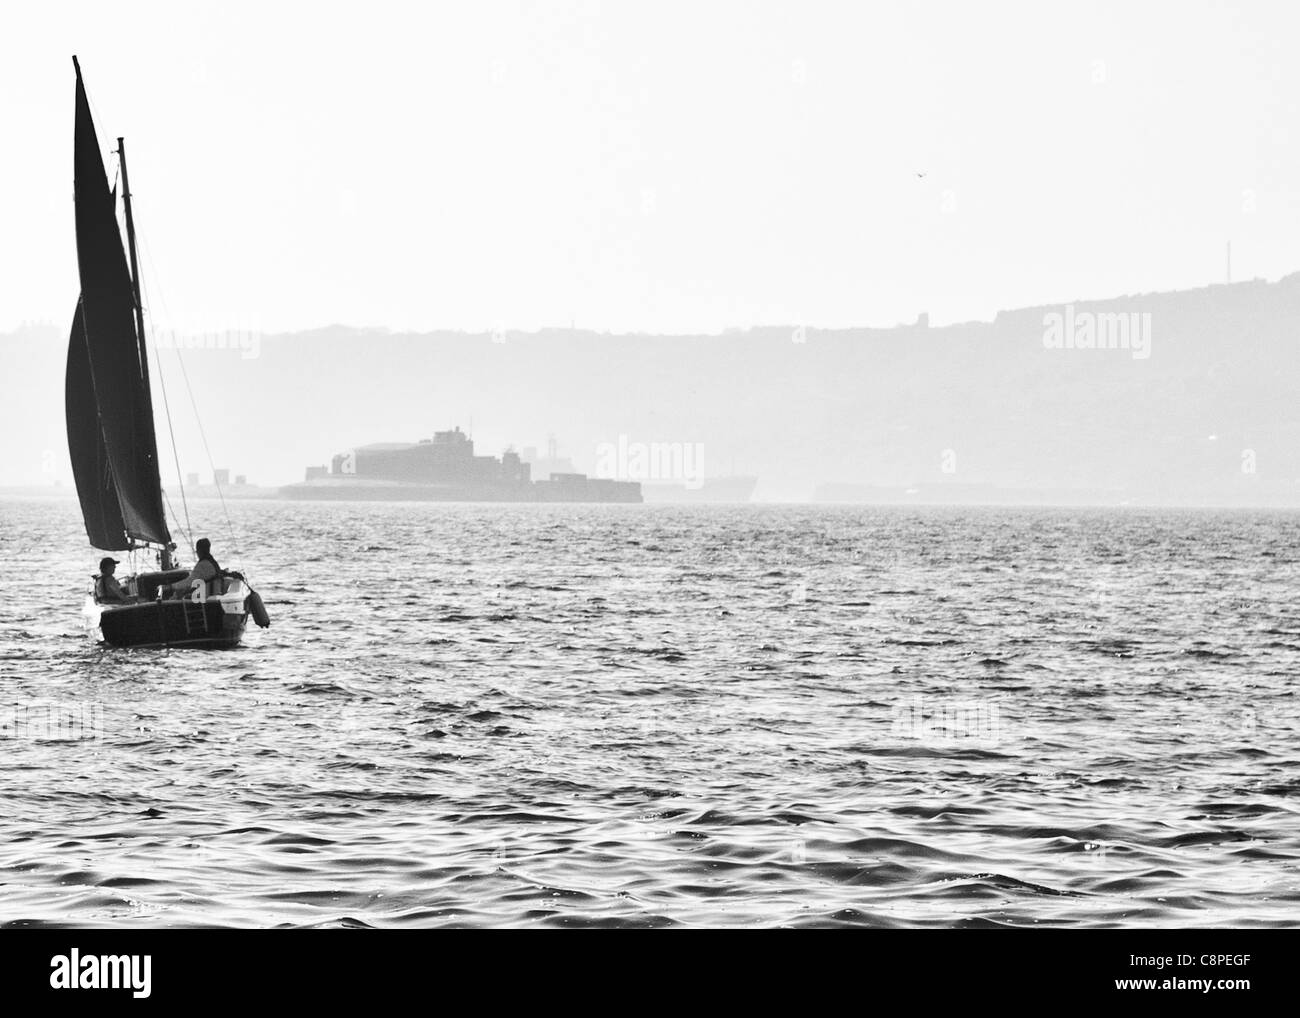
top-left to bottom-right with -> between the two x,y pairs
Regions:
85,87 -> 124,216
137,266 -> 194,553
173,344 -> 240,568
155,337 -> 194,550
83,87 -> 117,166
161,488 -> 193,561
135,230 -> 241,570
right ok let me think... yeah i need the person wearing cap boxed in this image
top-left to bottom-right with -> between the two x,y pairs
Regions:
95,558 -> 134,604
167,538 -> 224,599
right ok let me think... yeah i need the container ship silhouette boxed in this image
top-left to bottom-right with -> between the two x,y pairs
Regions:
281,427 -> 642,503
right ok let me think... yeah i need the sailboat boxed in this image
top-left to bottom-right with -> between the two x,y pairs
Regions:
68,56 -> 266,649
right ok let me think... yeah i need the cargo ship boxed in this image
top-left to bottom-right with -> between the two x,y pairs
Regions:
281,427 -> 642,503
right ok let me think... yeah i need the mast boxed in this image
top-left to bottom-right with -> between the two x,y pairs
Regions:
115,136 -> 174,570
116,139 -> 147,373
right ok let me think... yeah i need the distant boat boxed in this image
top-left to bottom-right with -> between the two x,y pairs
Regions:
281,429 -> 643,502
67,57 -> 262,648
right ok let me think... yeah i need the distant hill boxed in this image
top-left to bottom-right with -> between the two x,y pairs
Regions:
3,274 -> 1298,504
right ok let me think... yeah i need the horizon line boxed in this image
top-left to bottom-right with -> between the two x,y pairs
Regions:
5,269 -> 1296,340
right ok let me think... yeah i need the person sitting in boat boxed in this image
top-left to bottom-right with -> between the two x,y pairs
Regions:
95,557 -> 135,604
167,538 -> 225,600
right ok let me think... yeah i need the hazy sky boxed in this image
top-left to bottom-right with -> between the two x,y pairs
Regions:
2,0 -> 1298,334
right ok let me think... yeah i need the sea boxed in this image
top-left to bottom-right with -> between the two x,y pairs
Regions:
1,496 -> 1297,928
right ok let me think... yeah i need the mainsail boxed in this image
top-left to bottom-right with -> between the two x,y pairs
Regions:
66,58 -> 171,551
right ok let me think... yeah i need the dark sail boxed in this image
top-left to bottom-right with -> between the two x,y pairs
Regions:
66,302 -> 130,549
68,58 -> 171,549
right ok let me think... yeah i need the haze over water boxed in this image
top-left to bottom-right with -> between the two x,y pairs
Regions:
2,497 -> 1298,928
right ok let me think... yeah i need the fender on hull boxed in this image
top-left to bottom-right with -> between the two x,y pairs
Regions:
246,588 -> 270,629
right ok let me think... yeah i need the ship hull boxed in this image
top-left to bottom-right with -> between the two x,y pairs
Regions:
88,590 -> 250,649
279,479 -> 642,503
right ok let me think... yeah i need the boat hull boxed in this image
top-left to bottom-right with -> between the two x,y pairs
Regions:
88,588 -> 250,649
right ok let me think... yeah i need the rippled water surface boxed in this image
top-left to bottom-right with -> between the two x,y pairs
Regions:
2,497 -> 1298,928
